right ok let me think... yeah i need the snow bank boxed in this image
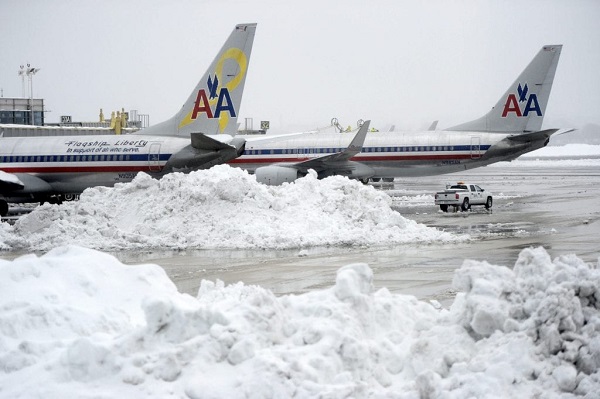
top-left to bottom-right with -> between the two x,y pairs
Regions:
0,245 -> 598,398
0,223 -> 11,251
0,165 -> 461,251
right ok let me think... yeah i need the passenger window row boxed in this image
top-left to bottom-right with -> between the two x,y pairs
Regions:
0,154 -> 132,163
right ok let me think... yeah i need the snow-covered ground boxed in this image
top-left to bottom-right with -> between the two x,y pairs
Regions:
1,245 -> 598,398
1,146 -> 599,397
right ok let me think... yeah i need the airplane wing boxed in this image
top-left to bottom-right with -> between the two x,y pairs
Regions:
295,120 -> 370,169
254,121 -> 374,185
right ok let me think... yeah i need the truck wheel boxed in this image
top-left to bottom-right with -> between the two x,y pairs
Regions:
485,196 -> 493,210
461,198 -> 470,212
0,200 -> 8,217
440,204 -> 448,212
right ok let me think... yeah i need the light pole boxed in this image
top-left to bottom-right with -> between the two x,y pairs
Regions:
24,64 -> 40,125
18,65 -> 26,98
26,64 -> 40,99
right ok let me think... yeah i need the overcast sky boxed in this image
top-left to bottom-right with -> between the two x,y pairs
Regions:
1,0 -> 598,133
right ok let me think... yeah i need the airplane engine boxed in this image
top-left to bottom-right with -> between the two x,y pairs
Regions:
255,166 -> 300,186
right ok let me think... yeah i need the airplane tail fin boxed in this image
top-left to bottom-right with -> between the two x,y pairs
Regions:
142,23 -> 257,137
446,45 -> 562,133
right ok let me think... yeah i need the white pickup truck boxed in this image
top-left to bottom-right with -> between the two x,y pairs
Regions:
434,182 -> 493,212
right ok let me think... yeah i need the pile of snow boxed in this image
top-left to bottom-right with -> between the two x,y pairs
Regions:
0,245 -> 598,397
0,165 -> 461,251
0,223 -> 11,251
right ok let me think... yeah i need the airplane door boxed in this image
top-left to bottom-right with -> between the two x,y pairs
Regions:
148,143 -> 161,171
304,147 -> 318,159
470,137 -> 481,159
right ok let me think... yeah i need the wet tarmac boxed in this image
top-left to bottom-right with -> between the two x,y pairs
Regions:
115,162 -> 600,305
3,163 -> 599,305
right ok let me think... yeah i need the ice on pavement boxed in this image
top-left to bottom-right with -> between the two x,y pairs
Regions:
0,165 -> 462,251
0,245 -> 598,398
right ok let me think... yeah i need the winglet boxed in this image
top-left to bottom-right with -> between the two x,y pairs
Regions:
345,120 -> 371,158
325,120 -> 370,162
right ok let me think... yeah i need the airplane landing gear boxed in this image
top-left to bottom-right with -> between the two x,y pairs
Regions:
0,200 -> 8,217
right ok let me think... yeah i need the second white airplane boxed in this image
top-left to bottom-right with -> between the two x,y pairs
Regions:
232,45 -> 570,185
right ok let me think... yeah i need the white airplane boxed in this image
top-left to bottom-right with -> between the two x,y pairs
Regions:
0,23 -> 257,216
231,45 -> 571,185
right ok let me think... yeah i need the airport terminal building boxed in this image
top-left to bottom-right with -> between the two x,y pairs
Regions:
0,96 -> 145,137
0,97 -> 44,126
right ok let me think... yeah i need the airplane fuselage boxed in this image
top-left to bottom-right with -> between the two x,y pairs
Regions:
230,130 -> 548,178
0,135 -> 187,202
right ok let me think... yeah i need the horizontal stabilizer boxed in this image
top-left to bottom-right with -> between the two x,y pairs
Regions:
190,133 -> 234,151
506,129 -> 559,142
552,128 -> 576,137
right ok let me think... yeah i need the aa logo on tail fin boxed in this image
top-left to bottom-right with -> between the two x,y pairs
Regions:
207,75 -> 219,99
502,83 -> 542,118
190,74 -> 236,120
179,48 -> 248,132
